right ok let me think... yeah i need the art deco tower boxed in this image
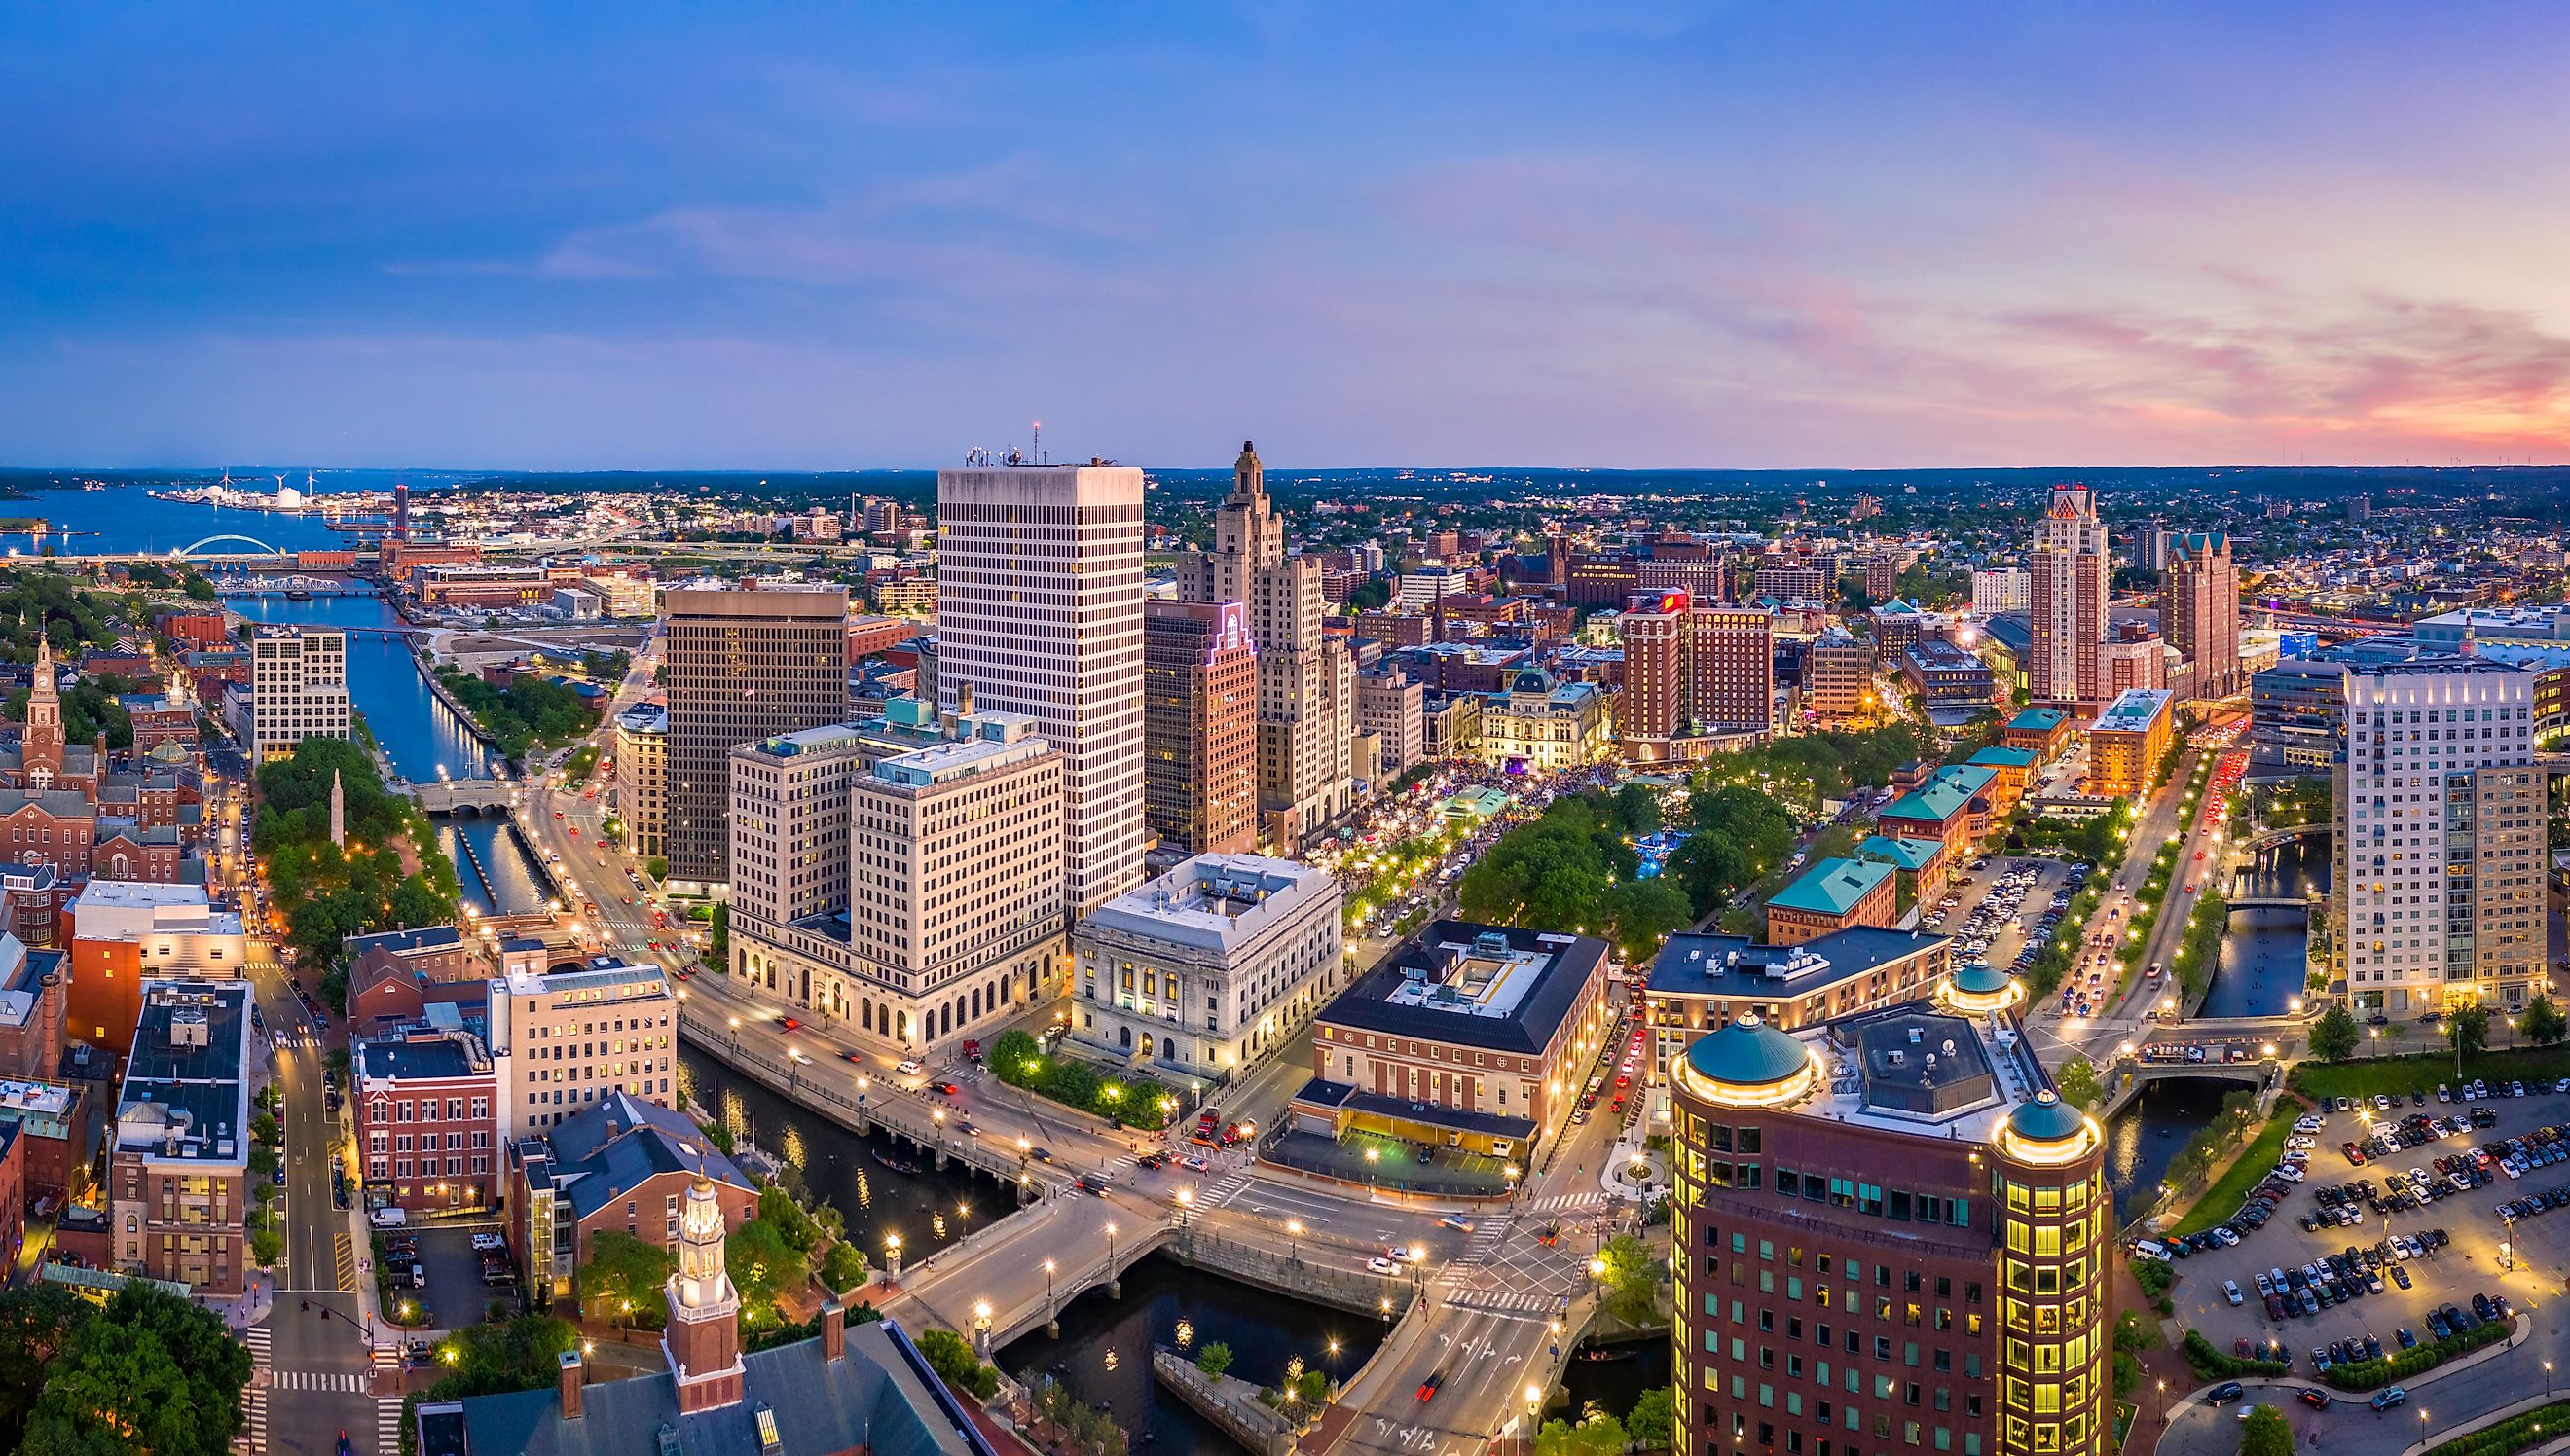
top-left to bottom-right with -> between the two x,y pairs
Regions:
1186,442 -> 1353,850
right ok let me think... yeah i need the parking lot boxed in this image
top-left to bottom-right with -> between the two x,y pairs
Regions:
2151,1087 -> 2566,1369
379,1221 -> 518,1329
1918,855 -> 2085,977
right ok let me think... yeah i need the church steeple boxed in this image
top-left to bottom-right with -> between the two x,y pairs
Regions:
21,632 -> 63,783
663,1174 -> 745,1413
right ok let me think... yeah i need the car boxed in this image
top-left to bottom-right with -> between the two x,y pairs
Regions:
471,1232 -> 505,1252
2222,1280 -> 2244,1306
1180,1154 -> 1210,1172
2297,1389 -> 2330,1409
271,1166 -> 286,1185
1417,1371 -> 1445,1402
1368,1256 -> 1398,1274
1028,1147 -> 1055,1163
2396,1327 -> 2417,1349
896,1059 -> 926,1076
2370,1387 -> 2407,1411
2205,1381 -> 2244,1407
776,1016 -> 801,1032
843,1051 -> 866,1065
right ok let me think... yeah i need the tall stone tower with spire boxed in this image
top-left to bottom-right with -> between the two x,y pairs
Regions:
662,1174 -> 746,1414
329,768 -> 346,848
1184,441 -> 1354,850
20,633 -> 63,786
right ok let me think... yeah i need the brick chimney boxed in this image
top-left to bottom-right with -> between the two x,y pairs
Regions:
558,1349 -> 584,1419
822,1296 -> 845,1362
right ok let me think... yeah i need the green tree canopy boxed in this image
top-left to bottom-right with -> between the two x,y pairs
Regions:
579,1229 -> 674,1326
2522,994 -> 2567,1048
2239,1404 -> 2293,1456
1595,1232 -> 1665,1325
1625,1387 -> 1674,1449
2452,1002 -> 2492,1060
17,1284 -> 250,1456
2308,1003 -> 2361,1064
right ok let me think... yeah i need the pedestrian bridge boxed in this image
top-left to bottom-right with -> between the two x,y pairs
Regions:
2227,896 -> 2315,911
2236,823 -> 2329,854
410,778 -> 516,815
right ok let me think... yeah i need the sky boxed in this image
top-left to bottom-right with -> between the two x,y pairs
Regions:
6,3 -> 2570,471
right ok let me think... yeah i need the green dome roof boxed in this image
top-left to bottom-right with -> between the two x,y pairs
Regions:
1686,1016 -> 1810,1088
1952,964 -> 2014,996
2009,1091 -> 2086,1143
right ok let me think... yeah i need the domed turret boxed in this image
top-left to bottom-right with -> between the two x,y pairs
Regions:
1676,1015 -> 1818,1108
1940,962 -> 2025,1016
1995,1088 -> 2101,1166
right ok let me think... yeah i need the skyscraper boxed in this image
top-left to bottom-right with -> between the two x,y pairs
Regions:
2163,531 -> 2241,698
1143,600 -> 1259,856
2029,484 -> 2109,710
937,461 -> 1148,911
1183,442 -> 1354,852
661,586 -> 850,891
2333,657 -> 2542,1012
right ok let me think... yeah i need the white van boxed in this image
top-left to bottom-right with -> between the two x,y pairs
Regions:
2130,1238 -> 2170,1261
370,1206 -> 408,1228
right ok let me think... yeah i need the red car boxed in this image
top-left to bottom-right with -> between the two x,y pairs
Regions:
1417,1371 -> 1445,1401
933,1081 -> 960,1097
843,1052 -> 866,1064
777,1016 -> 801,1032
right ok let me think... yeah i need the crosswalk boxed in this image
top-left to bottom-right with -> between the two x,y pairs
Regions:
1520,1192 -> 1604,1214
375,1344 -> 405,1455
1459,1216 -> 1515,1263
1435,1287 -> 1565,1321
270,1369 -> 373,1393
1195,1170 -> 1255,1211
243,1326 -> 271,1453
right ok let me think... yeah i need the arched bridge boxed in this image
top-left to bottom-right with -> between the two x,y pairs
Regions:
2096,1057 -> 2278,1118
175,534 -> 288,561
2237,823 -> 2329,854
411,778 -> 516,815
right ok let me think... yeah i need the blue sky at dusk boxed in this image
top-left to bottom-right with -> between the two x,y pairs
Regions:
5,4 -> 2568,470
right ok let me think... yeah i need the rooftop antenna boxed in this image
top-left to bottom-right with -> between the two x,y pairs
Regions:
1033,420 -> 1044,465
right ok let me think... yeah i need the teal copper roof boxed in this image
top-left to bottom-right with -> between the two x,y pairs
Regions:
1952,963 -> 2014,997
2009,1090 -> 2086,1142
1767,858 -> 1893,917
1685,1016 -> 1810,1087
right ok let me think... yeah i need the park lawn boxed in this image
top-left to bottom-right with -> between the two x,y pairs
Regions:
2290,1043 -> 2570,1102
2169,1102 -> 2305,1237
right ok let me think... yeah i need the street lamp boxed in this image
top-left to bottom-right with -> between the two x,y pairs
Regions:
728,1016 -> 741,1055
1175,1186 -> 1194,1228
1288,1219 -> 1303,1261
1364,1146 -> 1379,1187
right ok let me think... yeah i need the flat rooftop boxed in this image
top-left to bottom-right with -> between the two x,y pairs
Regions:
115,981 -> 252,1167
2092,688 -> 2172,733
1079,854 -> 1339,957
1318,920 -> 1606,1055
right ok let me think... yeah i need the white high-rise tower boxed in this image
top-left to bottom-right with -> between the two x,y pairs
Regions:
936,460 -> 1148,912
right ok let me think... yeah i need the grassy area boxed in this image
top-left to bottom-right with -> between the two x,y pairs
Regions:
2290,1043 -> 2570,1102
2169,1102 -> 2303,1236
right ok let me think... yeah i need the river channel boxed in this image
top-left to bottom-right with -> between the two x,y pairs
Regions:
9,479 -> 557,914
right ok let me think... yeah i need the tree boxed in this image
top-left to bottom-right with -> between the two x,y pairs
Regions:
2239,1404 -> 2293,1456
1626,1386 -> 1675,1449
2452,1001 -> 2492,1061
579,1230 -> 674,1326
2308,1003 -> 2361,1064
0,1285 -> 89,1450
725,1217 -> 803,1319
1195,1341 -> 1234,1379
818,1242 -> 870,1292
2055,1056 -> 2101,1111
19,1284 -> 249,1456
915,1327 -> 999,1401
1608,878 -> 1693,961
1594,1233 -> 1665,1325
2523,994 -> 2567,1048
708,902 -> 730,964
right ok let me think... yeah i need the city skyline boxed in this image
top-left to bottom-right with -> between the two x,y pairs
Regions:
6,7 -> 2570,469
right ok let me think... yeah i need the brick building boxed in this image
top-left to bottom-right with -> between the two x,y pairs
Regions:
1764,858 -> 1900,946
110,981 -> 253,1295
355,1026 -> 501,1212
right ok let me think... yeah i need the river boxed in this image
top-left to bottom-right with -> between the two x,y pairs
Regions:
996,1255 -> 1387,1455
2103,1078 -> 2228,1221
2198,834 -> 2330,1020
